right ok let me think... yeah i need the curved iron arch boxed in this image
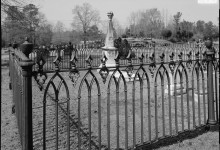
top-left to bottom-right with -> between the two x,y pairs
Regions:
106,68 -> 128,149
173,62 -> 190,87
151,63 -> 172,138
190,59 -> 207,127
77,70 -> 101,97
42,72 -> 70,149
153,63 -> 171,88
130,65 -> 151,144
76,69 -> 101,149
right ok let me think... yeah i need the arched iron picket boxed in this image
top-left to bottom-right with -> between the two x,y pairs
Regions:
173,60 -> 190,132
107,67 -> 127,149
192,56 -> 207,126
43,72 -> 70,150
77,69 -> 101,150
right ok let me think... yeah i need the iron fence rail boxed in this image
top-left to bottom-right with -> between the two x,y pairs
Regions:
29,43 -> 219,71
9,40 -> 219,150
36,55 -> 218,150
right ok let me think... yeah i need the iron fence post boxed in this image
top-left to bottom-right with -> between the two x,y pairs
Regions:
20,38 -> 35,150
20,60 -> 34,150
205,39 -> 217,130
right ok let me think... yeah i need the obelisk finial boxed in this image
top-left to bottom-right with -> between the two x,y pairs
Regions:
107,12 -> 114,20
101,11 -> 117,50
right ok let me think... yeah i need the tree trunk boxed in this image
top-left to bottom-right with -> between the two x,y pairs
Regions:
83,31 -> 87,44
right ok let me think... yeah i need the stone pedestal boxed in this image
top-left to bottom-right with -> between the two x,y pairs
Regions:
101,50 -> 117,68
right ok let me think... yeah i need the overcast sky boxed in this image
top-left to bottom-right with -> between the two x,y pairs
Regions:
35,0 -> 219,30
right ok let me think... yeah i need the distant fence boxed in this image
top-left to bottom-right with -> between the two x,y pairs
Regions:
9,39 -> 219,150
29,43 -> 219,71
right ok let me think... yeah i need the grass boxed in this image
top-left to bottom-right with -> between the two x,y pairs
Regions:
1,66 -> 22,150
156,131 -> 219,150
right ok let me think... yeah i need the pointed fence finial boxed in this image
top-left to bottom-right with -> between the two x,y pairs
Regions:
99,53 -> 109,84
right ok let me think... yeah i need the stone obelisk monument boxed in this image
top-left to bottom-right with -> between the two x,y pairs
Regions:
98,12 -> 136,81
100,12 -> 117,68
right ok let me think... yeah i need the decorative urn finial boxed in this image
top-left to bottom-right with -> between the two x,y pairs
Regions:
20,37 -> 34,57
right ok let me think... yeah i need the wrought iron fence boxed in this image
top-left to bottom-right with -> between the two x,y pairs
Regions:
29,42 -> 219,72
9,39 -> 219,150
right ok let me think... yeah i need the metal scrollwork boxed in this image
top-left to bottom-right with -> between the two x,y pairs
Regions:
125,51 -> 134,79
99,54 -> 109,84
125,66 -> 134,80
168,52 -> 176,75
178,51 -> 183,61
33,47 -> 48,90
195,51 -> 200,60
53,46 -> 62,70
149,52 -> 156,77
139,53 -> 145,64
159,52 -> 165,62
186,51 -> 193,71
201,50 -> 207,70
69,54 -> 80,87
34,71 -> 47,91
69,71 -> 80,87
86,55 -> 93,68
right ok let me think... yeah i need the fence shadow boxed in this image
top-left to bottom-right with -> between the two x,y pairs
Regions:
134,125 -> 218,150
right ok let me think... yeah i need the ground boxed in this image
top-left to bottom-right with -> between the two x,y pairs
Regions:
157,131 -> 219,150
1,66 -> 22,150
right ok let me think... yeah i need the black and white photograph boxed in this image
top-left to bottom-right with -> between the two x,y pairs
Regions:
1,0 -> 219,149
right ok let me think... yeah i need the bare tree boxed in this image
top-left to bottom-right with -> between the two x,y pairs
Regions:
53,21 -> 65,43
166,15 -> 175,32
72,2 -> 100,44
173,12 -> 182,34
126,9 -> 164,38
127,11 -> 142,36
1,0 -> 32,23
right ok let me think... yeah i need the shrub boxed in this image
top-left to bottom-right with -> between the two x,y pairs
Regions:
192,33 -> 204,41
161,29 -> 172,39
168,37 -> 179,43
121,34 -> 127,38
